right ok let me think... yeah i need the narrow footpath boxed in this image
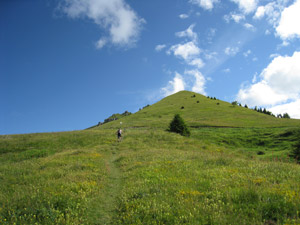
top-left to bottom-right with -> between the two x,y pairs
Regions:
87,143 -> 123,224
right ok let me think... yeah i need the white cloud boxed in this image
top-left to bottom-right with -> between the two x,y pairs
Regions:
269,100 -> 300,119
223,68 -> 231,73
161,72 -> 185,96
253,5 -> 266,19
224,13 -> 245,23
161,70 -> 207,97
188,58 -> 205,68
276,0 -> 300,40
185,70 -> 206,94
155,44 -> 167,52
205,51 -> 218,59
60,0 -> 144,48
252,72 -> 258,83
269,53 -> 280,59
189,0 -> 219,10
175,24 -> 198,42
231,0 -> 258,14
231,13 -> 245,23
224,46 -> 239,56
237,52 -> 300,117
238,82 -> 288,106
244,23 -> 256,31
243,49 -> 251,57
168,41 -> 201,61
179,14 -> 189,19
95,38 -> 107,49
254,2 -> 280,25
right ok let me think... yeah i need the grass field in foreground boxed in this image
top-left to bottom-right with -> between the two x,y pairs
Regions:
1,126 -> 300,224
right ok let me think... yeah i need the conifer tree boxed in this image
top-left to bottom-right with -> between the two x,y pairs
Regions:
290,134 -> 300,163
169,114 -> 191,137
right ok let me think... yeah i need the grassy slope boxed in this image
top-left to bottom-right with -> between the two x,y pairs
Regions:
1,91 -> 300,224
99,91 -> 300,129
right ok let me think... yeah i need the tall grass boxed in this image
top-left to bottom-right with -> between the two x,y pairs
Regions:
1,90 -> 300,224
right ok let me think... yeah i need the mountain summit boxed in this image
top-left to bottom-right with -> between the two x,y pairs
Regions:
98,91 -> 300,129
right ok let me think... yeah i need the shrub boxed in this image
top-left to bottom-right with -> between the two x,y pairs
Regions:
290,139 -> 300,163
168,114 -> 190,137
231,101 -> 238,106
257,151 -> 265,155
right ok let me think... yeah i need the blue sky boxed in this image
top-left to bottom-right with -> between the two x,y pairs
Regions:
1,0 -> 300,134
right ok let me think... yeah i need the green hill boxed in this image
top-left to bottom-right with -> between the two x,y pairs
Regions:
98,90 -> 300,129
1,91 -> 300,224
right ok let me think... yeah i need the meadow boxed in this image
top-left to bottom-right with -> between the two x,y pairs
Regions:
1,91 -> 300,224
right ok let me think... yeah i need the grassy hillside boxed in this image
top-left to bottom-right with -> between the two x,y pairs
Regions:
1,91 -> 300,224
99,91 -> 300,129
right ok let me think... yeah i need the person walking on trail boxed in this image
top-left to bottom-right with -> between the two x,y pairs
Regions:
117,128 -> 122,141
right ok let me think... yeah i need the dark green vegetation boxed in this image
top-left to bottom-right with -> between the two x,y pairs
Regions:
1,91 -> 300,224
290,133 -> 300,163
169,114 -> 191,136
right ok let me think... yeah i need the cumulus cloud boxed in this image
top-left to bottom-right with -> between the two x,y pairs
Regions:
230,0 -> 258,14
189,0 -> 219,10
244,23 -> 256,31
232,13 -> 245,23
243,49 -> 251,57
168,41 -> 201,61
276,0 -> 300,40
253,5 -> 266,19
161,72 -> 185,97
237,82 -> 289,106
161,70 -> 207,97
224,46 -> 239,56
59,0 -> 144,48
224,13 -> 245,23
269,100 -> 300,119
188,58 -> 205,68
155,44 -> 167,52
223,68 -> 231,73
162,24 -> 207,97
175,24 -> 198,42
95,38 -> 107,49
253,2 -> 280,25
253,1 -> 300,42
185,70 -> 206,94
179,14 -> 189,19
237,51 -> 300,117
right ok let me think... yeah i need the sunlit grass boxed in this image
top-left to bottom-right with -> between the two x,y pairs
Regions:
1,90 -> 300,224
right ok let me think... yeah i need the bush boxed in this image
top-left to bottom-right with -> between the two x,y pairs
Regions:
231,101 -> 238,106
290,140 -> 300,163
257,150 -> 265,155
168,114 -> 191,137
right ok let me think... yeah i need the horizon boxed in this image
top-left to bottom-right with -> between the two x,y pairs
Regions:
2,0 -> 300,135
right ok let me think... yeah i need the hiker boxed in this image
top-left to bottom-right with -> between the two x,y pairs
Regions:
117,128 -> 122,141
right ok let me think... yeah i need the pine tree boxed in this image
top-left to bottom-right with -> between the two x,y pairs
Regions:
290,137 -> 300,163
169,114 -> 191,137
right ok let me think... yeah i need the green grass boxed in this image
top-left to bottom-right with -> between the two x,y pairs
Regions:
1,91 -> 300,224
99,91 -> 300,129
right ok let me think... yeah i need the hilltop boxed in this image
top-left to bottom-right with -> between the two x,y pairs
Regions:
98,90 -> 300,129
1,91 -> 300,224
